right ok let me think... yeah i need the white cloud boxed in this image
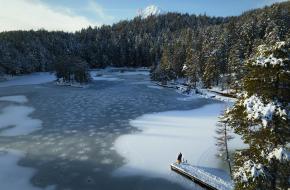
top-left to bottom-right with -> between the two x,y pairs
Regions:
0,0 -> 99,32
87,0 -> 114,21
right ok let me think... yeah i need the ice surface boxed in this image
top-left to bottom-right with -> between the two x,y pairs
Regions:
114,103 -> 244,182
0,149 -> 54,190
0,72 -> 55,87
0,105 -> 42,136
0,95 -> 28,103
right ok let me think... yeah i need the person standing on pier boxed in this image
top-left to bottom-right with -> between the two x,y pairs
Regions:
177,152 -> 182,164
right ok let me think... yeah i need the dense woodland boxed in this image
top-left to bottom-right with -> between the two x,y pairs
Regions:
0,2 -> 289,86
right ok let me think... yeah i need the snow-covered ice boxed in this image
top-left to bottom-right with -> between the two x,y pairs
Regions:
0,95 -> 28,103
114,103 -> 244,185
0,105 -> 42,136
0,149 -> 54,190
0,72 -> 55,87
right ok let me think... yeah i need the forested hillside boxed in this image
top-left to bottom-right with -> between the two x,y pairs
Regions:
0,1 -> 289,89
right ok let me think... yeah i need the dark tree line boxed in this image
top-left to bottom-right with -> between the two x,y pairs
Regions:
0,1 -> 289,87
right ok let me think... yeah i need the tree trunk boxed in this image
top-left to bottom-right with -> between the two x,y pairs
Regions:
224,125 -> 233,178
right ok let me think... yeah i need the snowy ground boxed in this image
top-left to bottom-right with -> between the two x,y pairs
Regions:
114,103 -> 244,188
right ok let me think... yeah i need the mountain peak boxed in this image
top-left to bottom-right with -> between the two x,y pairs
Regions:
137,5 -> 162,19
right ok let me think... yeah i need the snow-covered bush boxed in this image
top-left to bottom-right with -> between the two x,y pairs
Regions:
221,41 -> 290,190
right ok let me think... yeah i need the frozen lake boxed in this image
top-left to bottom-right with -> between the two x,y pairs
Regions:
0,69 -> 232,190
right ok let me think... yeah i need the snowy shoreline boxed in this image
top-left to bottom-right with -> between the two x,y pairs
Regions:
154,80 -> 236,103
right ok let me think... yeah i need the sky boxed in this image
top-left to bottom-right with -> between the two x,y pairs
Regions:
0,0 -> 287,32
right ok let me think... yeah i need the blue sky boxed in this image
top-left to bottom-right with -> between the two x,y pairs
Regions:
40,0 -> 287,23
0,0 -> 286,32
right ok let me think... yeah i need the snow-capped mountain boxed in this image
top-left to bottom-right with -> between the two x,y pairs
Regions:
137,5 -> 162,19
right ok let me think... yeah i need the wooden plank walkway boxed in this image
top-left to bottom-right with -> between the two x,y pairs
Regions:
170,163 -> 233,190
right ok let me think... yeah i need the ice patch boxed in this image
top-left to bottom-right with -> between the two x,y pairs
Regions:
0,95 -> 28,103
0,149 -> 53,190
0,72 -> 55,87
0,105 -> 42,136
114,104 -> 244,183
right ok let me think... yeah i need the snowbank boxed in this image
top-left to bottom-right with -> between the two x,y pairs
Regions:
0,149 -> 54,190
0,72 -> 55,88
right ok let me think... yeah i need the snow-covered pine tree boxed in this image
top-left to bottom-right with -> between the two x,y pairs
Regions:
222,41 -> 290,190
184,47 -> 199,88
183,29 -> 199,88
215,114 -> 234,178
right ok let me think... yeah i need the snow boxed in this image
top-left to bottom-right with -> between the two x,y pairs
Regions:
0,149 -> 54,190
0,105 -> 42,136
182,64 -> 188,72
255,54 -> 285,67
243,95 -> 287,127
174,84 -> 236,102
267,147 -> 290,162
254,41 -> 287,67
114,103 -> 244,187
0,95 -> 28,103
171,163 -> 233,190
137,5 -> 162,18
0,72 -> 56,87
233,160 -> 265,182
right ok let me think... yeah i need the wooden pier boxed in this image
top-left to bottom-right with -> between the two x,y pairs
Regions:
170,163 -> 233,190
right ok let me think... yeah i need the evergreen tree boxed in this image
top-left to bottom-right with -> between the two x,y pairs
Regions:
222,41 -> 290,190
215,114 -> 234,178
55,56 -> 91,84
184,46 -> 199,88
